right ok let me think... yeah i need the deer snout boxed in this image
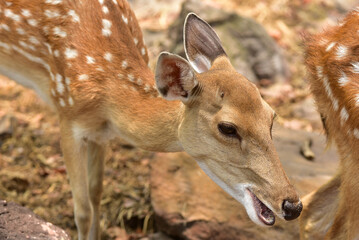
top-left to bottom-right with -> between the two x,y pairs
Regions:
282,199 -> 303,220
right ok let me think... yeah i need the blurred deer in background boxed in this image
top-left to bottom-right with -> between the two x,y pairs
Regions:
301,7 -> 359,240
0,0 -> 302,239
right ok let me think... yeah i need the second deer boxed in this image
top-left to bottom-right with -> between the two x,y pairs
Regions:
0,0 -> 302,239
301,7 -> 359,240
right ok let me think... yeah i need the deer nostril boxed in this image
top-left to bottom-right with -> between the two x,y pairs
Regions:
282,199 -> 303,221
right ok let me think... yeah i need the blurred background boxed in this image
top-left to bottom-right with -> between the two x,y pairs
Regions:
0,0 -> 357,239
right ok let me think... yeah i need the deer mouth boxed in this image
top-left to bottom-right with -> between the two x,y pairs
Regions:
248,189 -> 275,226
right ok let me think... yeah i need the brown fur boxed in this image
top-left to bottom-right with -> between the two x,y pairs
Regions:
301,8 -> 359,240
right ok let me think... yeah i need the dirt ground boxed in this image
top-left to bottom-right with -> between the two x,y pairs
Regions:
0,0 -> 356,239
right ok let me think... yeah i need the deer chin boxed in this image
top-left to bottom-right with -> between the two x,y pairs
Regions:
245,189 -> 275,226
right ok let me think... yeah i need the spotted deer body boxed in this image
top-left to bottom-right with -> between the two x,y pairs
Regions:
0,1 -> 302,239
301,8 -> 359,240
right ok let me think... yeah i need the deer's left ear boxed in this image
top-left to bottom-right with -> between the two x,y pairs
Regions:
155,52 -> 197,103
184,13 -> 227,73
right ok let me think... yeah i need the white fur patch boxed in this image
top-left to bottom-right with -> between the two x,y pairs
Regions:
352,62 -> 359,74
86,56 -> 95,64
16,27 -> 25,35
4,9 -> 21,22
44,9 -> 60,18
27,19 -> 38,27
354,128 -> 359,139
336,45 -> 348,59
122,14 -> 128,24
326,42 -> 336,52
0,23 -> 10,31
141,47 -> 146,56
78,74 -> 89,81
68,96 -> 74,106
45,0 -> 62,4
59,98 -> 65,107
102,6 -> 109,14
338,71 -> 348,87
134,38 -> 138,45
56,74 -> 65,94
53,27 -> 67,38
122,60 -> 128,69
340,107 -> 349,123
68,10 -> 80,22
21,9 -> 31,17
65,48 -> 78,59
128,74 -> 134,82
104,52 -> 112,62
102,19 -> 112,36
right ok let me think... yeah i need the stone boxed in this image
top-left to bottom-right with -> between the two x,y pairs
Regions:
0,200 -> 70,240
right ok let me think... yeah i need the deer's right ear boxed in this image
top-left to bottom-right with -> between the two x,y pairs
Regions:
184,13 -> 227,73
155,52 -> 197,103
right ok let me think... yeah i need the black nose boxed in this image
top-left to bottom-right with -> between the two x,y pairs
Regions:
282,199 -> 303,220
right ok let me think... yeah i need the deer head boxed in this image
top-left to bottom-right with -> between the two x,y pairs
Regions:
155,13 -> 302,226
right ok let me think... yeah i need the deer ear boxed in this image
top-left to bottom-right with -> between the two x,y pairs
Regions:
155,52 -> 197,103
184,13 -> 227,73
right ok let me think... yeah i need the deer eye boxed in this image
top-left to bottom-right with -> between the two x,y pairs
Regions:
218,122 -> 238,138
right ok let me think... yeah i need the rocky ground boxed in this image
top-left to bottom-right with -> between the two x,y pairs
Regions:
0,0 -> 357,239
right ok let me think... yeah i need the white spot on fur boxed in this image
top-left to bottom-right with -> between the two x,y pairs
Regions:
44,9 -> 60,18
104,52 -> 112,62
4,9 -> 21,22
354,129 -> 359,139
316,66 -> 323,79
128,74 -> 134,82
338,71 -> 348,87
68,10 -> 80,22
86,56 -> 95,64
96,67 -> 104,72
137,78 -> 143,85
19,41 -> 36,51
102,6 -> 109,14
0,41 -> 11,51
45,0 -> 62,4
44,43 -> 52,55
0,23 -> 10,31
51,89 -> 56,96
336,45 -> 348,59
355,94 -> 359,106
122,60 -> 128,69
141,47 -> 146,56
65,77 -> 71,85
59,98 -> 65,107
21,9 -> 31,17
78,74 -> 89,81
68,96 -> 74,106
134,38 -> 138,45
102,19 -> 112,36
122,14 -> 128,24
65,48 -> 78,59
112,0 -> 118,4
144,84 -> 150,92
28,36 -> 40,45
16,27 -> 25,35
27,19 -> 38,27
56,74 -> 65,94
340,107 -> 349,123
98,0 -> 104,4
53,27 -> 67,38
5,2 -> 12,7
352,62 -> 359,74
326,42 -> 336,52
53,50 -> 59,57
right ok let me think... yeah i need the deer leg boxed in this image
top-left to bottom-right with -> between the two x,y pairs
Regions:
60,120 -> 92,240
300,173 -> 340,240
325,159 -> 359,240
87,141 -> 106,240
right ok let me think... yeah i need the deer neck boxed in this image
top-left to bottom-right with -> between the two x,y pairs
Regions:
106,68 -> 185,152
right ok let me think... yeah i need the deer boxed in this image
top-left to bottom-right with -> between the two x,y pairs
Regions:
0,0 -> 303,239
300,7 -> 359,240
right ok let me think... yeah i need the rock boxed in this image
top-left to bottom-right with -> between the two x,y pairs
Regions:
150,124 -> 339,239
0,200 -> 70,240
166,0 -> 289,84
